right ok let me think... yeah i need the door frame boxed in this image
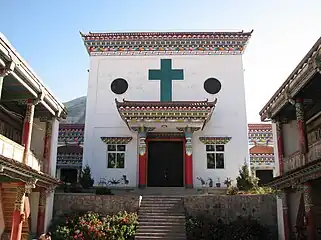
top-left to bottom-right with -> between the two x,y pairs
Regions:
146,137 -> 185,187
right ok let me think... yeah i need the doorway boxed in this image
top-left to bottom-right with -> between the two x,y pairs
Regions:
147,141 -> 184,187
60,168 -> 78,184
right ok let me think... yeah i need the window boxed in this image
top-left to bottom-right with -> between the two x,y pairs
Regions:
206,145 -> 225,169
107,144 -> 126,168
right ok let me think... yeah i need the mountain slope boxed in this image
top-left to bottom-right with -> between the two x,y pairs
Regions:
61,96 -> 87,124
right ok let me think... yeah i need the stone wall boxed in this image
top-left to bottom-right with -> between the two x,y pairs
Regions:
183,194 -> 277,227
54,193 -> 139,216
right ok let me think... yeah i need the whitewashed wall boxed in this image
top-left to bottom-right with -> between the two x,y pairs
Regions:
83,55 -> 249,187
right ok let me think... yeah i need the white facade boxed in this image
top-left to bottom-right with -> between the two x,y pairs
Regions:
83,54 -> 249,187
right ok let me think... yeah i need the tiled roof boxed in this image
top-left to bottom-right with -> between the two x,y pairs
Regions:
250,145 -> 274,154
115,99 -> 217,108
0,154 -> 62,186
57,145 -> 83,154
248,124 -> 272,132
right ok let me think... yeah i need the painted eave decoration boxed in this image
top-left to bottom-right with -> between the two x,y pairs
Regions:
58,124 -> 85,144
0,154 -> 62,187
101,137 -> 133,144
267,158 -> 321,189
259,37 -> 321,121
80,30 -> 253,56
248,124 -> 273,145
0,33 -> 67,118
115,99 -> 217,128
199,136 -> 232,144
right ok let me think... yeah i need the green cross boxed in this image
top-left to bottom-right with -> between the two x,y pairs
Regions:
149,59 -> 184,102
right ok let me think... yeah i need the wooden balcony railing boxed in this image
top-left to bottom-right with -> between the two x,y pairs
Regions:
307,139 -> 321,164
0,134 -> 43,171
283,151 -> 303,173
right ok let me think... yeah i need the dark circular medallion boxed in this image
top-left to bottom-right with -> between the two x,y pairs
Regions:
111,78 -> 128,94
204,78 -> 222,94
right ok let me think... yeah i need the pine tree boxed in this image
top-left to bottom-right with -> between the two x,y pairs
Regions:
79,165 -> 94,189
236,163 -> 258,191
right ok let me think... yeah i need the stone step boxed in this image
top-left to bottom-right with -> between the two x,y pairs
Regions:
135,236 -> 186,239
139,221 -> 185,226
139,208 -> 185,212
135,232 -> 186,237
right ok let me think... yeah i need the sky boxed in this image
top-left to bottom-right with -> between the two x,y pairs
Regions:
1,0 -> 321,122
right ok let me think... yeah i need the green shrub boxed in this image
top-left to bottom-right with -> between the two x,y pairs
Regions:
236,163 -> 258,191
79,165 -> 94,189
186,215 -> 273,240
49,211 -> 138,240
95,187 -> 113,195
226,186 -> 239,195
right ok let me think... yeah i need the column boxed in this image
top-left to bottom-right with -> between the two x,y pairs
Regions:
275,119 -> 285,175
280,191 -> 290,240
22,99 -> 36,164
303,182 -> 315,240
184,128 -> 193,188
295,98 -> 307,154
36,188 -> 46,236
10,184 -> 26,240
42,120 -> 53,174
138,128 -> 147,188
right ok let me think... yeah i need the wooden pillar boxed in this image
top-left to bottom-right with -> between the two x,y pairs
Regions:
303,182 -> 315,240
275,119 -> 285,174
295,98 -> 307,154
280,191 -> 290,240
184,128 -> 193,188
43,120 -> 53,174
10,184 -> 26,240
138,129 -> 147,188
22,99 -> 36,164
36,189 -> 46,236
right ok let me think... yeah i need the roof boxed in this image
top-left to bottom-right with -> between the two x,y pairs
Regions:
81,30 -> 253,56
58,124 -> 84,144
259,37 -> 321,121
57,145 -> 83,154
249,145 -> 274,155
115,98 -> 217,108
248,124 -> 272,131
0,33 -> 67,118
0,154 -> 62,187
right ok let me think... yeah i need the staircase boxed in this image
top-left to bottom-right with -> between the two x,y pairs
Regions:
135,196 -> 186,239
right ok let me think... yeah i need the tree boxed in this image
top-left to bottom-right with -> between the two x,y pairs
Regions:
79,165 -> 94,189
236,163 -> 258,191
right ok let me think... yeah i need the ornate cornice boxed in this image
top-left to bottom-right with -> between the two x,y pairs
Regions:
81,31 -> 253,56
199,136 -> 231,144
100,137 -> 133,144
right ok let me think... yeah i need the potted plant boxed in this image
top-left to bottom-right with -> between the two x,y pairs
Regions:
197,177 -> 206,187
207,178 -> 213,187
216,178 -> 221,188
224,177 -> 233,188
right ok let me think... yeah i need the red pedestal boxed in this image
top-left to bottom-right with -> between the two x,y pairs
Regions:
185,154 -> 193,188
138,153 -> 147,188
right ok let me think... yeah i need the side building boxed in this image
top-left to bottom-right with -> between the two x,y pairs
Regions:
0,33 -> 67,239
56,124 -> 84,183
248,123 -> 275,185
260,37 -> 321,240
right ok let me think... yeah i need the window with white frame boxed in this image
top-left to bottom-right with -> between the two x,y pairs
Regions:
206,144 -> 225,169
107,144 -> 126,168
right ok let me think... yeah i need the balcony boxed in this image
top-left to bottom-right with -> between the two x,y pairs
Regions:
283,139 -> 321,173
283,151 -> 303,173
0,134 -> 43,171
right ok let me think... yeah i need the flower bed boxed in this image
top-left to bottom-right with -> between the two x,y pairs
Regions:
49,211 -> 138,240
186,215 -> 275,240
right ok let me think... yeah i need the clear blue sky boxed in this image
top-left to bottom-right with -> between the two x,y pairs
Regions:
1,0 -> 321,122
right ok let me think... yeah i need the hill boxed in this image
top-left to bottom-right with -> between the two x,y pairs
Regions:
61,96 -> 87,124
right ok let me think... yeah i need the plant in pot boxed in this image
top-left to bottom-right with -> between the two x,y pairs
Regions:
197,177 -> 206,187
224,177 -> 233,188
216,178 -> 221,188
207,178 -> 213,187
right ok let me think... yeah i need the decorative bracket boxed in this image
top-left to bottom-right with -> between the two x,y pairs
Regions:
25,178 -> 38,194
177,127 -> 200,156
0,164 -> 4,172
313,47 -> 321,73
101,137 -> 133,144
0,61 -> 15,77
199,136 -> 232,144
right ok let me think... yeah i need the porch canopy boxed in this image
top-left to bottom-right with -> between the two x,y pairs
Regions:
115,98 -> 217,132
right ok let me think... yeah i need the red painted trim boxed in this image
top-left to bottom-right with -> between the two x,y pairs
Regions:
10,210 -> 23,240
185,153 -> 193,187
145,137 -> 186,187
138,153 -> 147,188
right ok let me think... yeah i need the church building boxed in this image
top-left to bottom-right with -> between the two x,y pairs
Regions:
80,31 -> 252,188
